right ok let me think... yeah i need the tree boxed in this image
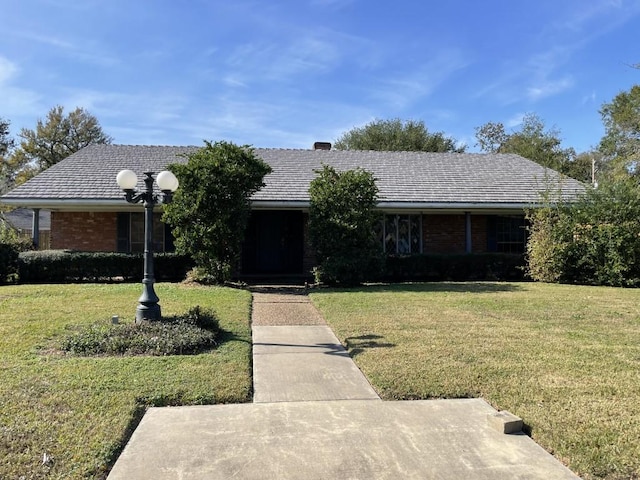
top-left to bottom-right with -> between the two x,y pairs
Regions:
334,118 -> 466,152
308,165 -> 383,285
599,85 -> 640,178
9,105 -> 112,185
0,118 -> 15,194
0,118 -> 13,158
475,113 -> 576,173
162,141 -> 272,283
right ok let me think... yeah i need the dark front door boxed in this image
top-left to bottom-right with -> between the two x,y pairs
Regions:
242,211 -> 304,274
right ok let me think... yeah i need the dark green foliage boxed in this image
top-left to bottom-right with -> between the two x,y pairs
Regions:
0,243 -> 19,284
0,216 -> 32,283
384,253 -> 526,282
527,178 -> 640,286
163,141 -> 272,284
334,118 -> 465,152
309,165 -> 383,285
17,250 -> 192,283
60,306 -> 220,356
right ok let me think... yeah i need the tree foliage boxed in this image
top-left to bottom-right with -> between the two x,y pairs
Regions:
8,106 -> 112,186
162,141 -> 272,283
599,84 -> 640,178
475,113 -> 576,173
334,118 -> 465,152
526,178 -> 640,286
308,165 -> 383,285
0,118 -> 15,194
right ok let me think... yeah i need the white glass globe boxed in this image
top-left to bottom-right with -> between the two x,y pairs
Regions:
116,169 -> 138,190
156,170 -> 179,192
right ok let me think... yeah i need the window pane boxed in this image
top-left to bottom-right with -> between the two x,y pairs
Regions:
385,215 -> 397,253
410,215 -> 421,253
398,216 -> 411,254
130,212 -> 165,253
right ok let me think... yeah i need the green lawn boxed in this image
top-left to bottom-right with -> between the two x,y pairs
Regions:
310,282 -> 640,480
0,283 -> 252,479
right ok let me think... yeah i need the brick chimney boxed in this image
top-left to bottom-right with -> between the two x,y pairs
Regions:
313,142 -> 332,151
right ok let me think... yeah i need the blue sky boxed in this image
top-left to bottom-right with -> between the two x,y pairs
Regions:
1,0 -> 639,153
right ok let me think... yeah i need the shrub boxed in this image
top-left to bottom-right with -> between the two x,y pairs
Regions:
0,243 -> 20,284
309,165 -> 383,286
163,141 -> 272,284
60,306 -> 220,356
18,250 -> 192,283
527,178 -> 640,286
0,218 -> 31,284
384,253 -> 526,282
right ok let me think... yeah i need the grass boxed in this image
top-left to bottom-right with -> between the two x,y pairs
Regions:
0,283 -> 252,479
310,282 -> 640,480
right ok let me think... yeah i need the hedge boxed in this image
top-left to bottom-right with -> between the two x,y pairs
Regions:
17,250 -> 193,284
383,253 -> 526,282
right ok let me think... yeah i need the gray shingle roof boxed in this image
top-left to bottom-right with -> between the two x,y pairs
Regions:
1,144 -> 585,210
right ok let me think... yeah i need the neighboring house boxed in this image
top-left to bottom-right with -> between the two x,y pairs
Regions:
0,143 -> 585,276
1,208 -> 51,249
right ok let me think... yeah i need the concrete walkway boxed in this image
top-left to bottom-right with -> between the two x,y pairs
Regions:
108,288 -> 580,480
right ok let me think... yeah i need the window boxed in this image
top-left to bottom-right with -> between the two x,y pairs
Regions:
117,212 -> 174,253
381,214 -> 422,254
488,215 -> 527,254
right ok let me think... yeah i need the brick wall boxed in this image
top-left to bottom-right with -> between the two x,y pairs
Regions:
471,215 -> 488,253
51,212 -> 118,251
423,214 -> 466,253
422,214 -> 489,254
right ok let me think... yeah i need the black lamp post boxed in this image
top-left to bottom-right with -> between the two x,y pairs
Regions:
116,169 -> 179,323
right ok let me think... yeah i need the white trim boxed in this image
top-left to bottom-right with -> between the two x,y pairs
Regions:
2,197 -> 541,213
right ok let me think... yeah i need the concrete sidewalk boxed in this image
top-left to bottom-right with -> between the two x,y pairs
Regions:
107,288 -> 580,479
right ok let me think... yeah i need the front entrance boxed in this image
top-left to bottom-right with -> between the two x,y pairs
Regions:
241,211 -> 304,275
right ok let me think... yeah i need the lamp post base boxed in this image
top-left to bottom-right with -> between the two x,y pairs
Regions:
136,303 -> 161,323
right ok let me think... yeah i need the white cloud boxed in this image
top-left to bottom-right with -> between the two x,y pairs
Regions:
506,112 -> 526,128
368,49 -> 469,110
526,76 -> 574,101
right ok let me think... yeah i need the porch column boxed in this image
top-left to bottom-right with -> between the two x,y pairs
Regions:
32,208 -> 40,249
465,212 -> 472,253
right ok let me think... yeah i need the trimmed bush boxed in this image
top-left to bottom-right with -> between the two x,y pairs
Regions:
18,250 -> 193,283
384,253 -> 526,282
309,165 -> 383,286
61,306 -> 220,356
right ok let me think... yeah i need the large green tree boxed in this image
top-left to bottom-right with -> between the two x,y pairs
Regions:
9,105 -> 112,186
475,113 -> 576,173
308,165 -> 382,285
162,141 -> 272,283
334,118 -> 466,152
599,84 -> 640,178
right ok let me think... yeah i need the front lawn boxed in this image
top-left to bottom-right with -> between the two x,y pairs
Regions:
310,282 -> 640,480
0,283 -> 252,479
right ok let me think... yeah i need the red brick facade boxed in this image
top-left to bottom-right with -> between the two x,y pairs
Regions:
422,214 -> 488,254
51,211 -> 118,251
50,211 -> 504,260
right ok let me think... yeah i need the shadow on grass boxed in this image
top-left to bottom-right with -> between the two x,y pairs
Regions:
313,281 -> 525,295
345,334 -> 396,357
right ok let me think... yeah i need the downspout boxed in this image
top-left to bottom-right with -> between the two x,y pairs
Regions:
465,212 -> 472,254
32,208 -> 40,249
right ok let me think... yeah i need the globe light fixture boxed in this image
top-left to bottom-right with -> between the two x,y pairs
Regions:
116,170 -> 179,322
